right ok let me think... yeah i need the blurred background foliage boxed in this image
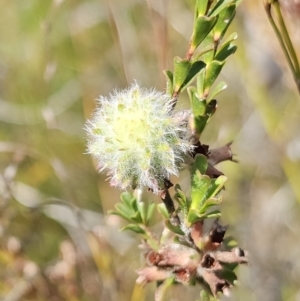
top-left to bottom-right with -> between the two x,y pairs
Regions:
0,0 -> 300,300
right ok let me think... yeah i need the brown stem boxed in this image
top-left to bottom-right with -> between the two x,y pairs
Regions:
159,185 -> 181,226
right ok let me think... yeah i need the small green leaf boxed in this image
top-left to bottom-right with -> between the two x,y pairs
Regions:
215,42 -> 237,61
108,210 -> 132,223
201,34 -> 215,63
191,16 -> 218,51
182,61 -> 206,91
146,202 -> 156,224
137,201 -> 147,224
120,191 -> 133,207
207,81 -> 227,101
203,60 -> 225,94
216,269 -> 237,284
188,86 -> 206,116
129,210 -> 143,223
187,208 -> 220,225
205,175 -> 227,200
222,31 -> 238,45
173,58 -> 205,93
173,57 -> 191,93
130,196 -> 138,211
187,208 -> 202,225
191,172 -> 211,211
192,154 -> 208,175
147,237 -> 160,251
198,197 -> 222,214
155,277 -> 176,301
199,289 -> 210,301
157,203 -> 169,219
213,4 -> 236,41
164,220 -> 184,235
173,235 -> 191,248
223,236 -> 238,248
163,69 -> 173,95
196,68 -> 206,98
191,99 -> 217,134
204,209 -> 221,219
174,185 -> 189,214
114,202 -> 133,219
194,115 -> 209,134
189,157 -> 226,219
195,0 -> 209,17
121,224 -> 146,234
209,0 -> 235,17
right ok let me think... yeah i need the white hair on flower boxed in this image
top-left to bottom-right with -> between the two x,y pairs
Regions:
85,82 -> 192,193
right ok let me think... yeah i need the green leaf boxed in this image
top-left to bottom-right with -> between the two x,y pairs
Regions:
196,68 -> 206,98
137,201 -> 147,224
195,0 -> 209,17
154,277 -> 175,301
222,31 -> 238,45
209,0 -> 235,17
182,61 -> 206,91
163,69 -> 173,95
120,191 -> 133,207
199,290 -> 210,301
198,197 -> 222,214
191,16 -> 218,51
110,192 -> 146,224
130,196 -> 138,211
129,210 -> 143,223
173,58 -> 191,93
204,209 -> 221,219
190,172 -> 211,211
192,154 -> 208,175
205,175 -> 227,201
108,209 -> 132,223
164,220 -> 184,235
207,81 -> 227,101
191,99 -> 217,134
173,57 -> 205,93
203,60 -> 225,94
215,42 -> 237,61
213,4 -> 236,41
194,115 -> 209,134
121,224 -> 146,234
173,235 -> 191,248
114,202 -> 134,220
188,87 -> 206,116
187,208 -> 220,225
199,289 -> 219,301
146,202 -> 156,224
190,156 -> 211,208
187,208 -> 202,225
201,34 -> 215,63
174,184 -> 188,212
189,157 -> 226,223
216,269 -> 237,284
235,0 -> 243,5
157,203 -> 169,219
223,236 -> 238,248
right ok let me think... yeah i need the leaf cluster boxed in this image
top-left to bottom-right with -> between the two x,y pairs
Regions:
109,192 -> 155,235
176,155 -> 226,227
165,0 -> 239,134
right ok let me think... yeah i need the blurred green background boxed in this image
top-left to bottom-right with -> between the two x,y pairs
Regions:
0,0 -> 300,300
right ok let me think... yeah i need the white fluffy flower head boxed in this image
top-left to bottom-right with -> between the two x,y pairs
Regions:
86,83 -> 192,193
